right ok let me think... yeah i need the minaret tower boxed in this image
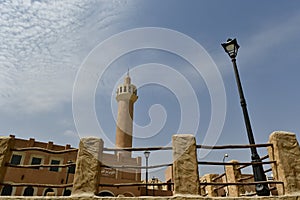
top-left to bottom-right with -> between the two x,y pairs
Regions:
115,72 -> 138,157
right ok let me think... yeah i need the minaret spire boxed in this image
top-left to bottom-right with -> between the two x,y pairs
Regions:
115,72 -> 138,157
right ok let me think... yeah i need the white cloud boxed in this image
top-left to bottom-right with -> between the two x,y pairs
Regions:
0,0 -> 135,113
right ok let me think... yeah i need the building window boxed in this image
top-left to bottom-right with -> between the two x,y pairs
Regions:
31,157 -> 42,169
120,87 -> 122,93
124,86 -> 127,92
44,188 -> 54,196
63,189 -> 71,196
23,186 -> 34,196
1,185 -> 12,196
10,154 -> 22,165
68,164 -> 75,174
49,160 -> 60,172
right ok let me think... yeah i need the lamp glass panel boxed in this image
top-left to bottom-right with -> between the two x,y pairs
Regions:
226,44 -> 235,54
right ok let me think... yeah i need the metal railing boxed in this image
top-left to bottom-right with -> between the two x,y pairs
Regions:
197,143 -> 284,197
2,142 -> 284,197
100,146 -> 174,195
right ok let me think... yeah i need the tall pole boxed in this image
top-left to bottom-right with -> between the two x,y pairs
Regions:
144,151 -> 150,196
145,156 -> 149,196
223,154 -> 229,196
230,57 -> 270,196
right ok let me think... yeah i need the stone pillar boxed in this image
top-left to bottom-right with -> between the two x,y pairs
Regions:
200,174 -> 218,197
72,137 -> 103,196
172,134 -> 200,195
0,137 -> 14,183
268,131 -> 300,195
225,160 -> 245,197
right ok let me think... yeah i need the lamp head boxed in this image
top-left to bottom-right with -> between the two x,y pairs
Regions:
221,38 -> 240,58
144,151 -> 150,158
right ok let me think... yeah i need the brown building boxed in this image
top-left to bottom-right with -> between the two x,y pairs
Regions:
2,135 -> 77,196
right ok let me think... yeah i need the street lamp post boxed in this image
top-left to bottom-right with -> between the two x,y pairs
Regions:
223,154 -> 229,197
221,38 -> 270,196
144,151 -> 150,196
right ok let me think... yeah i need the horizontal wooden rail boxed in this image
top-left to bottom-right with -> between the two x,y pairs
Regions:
213,185 -> 226,191
260,154 -> 269,160
237,164 -> 250,170
237,175 -> 253,182
11,147 -> 78,154
101,163 -> 172,169
198,161 -> 275,166
103,146 -> 172,152
211,173 -> 226,182
196,143 -> 272,149
104,143 -> 273,152
264,168 -> 273,173
6,163 -> 75,169
200,180 -> 283,186
99,182 -> 173,187
0,182 -> 73,188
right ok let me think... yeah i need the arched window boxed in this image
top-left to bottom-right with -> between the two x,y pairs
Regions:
97,191 -> 114,197
1,185 -> 12,196
23,186 -> 34,196
124,86 -> 127,92
63,189 -> 72,196
120,87 -> 122,93
123,192 -> 134,197
44,188 -> 54,196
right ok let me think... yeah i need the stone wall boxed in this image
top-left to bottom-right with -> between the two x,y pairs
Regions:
268,131 -> 300,195
0,194 -> 300,200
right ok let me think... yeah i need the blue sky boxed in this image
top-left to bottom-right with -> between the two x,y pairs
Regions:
1,0 -> 300,179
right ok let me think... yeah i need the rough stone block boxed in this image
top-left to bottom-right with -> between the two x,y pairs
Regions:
200,174 -> 218,197
268,131 -> 300,194
172,134 -> 200,195
72,137 -> 103,196
225,160 -> 245,197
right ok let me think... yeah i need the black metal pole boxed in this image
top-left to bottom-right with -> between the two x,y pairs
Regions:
145,157 -> 149,196
223,155 -> 229,196
230,57 -> 270,196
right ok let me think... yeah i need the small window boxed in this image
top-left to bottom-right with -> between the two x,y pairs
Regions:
1,185 -> 12,196
63,189 -> 72,196
10,154 -> 22,165
120,87 -> 122,93
31,157 -> 42,169
23,186 -> 34,196
68,165 -> 75,174
49,160 -> 60,172
44,188 -> 54,196
124,86 -> 127,92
